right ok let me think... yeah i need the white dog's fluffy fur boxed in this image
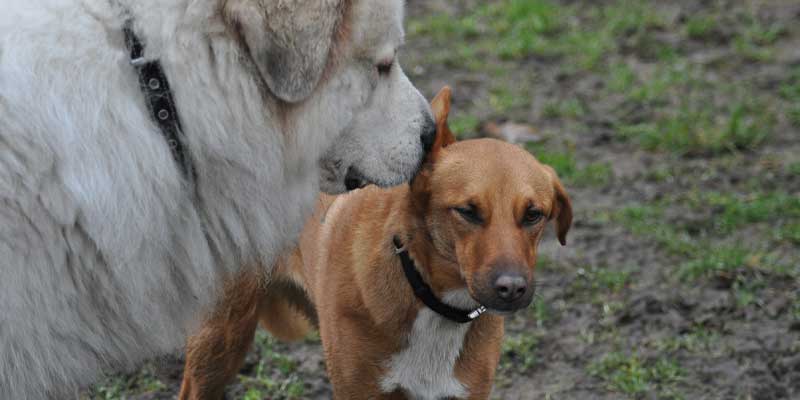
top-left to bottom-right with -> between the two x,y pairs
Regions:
0,0 -> 432,398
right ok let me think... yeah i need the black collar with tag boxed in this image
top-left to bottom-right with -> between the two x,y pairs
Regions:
123,21 -> 194,180
392,237 -> 486,324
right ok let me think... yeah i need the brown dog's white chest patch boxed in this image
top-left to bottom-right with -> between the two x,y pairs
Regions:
380,290 -> 478,400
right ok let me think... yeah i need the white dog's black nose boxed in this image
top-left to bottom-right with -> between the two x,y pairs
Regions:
420,117 -> 436,153
344,167 -> 368,191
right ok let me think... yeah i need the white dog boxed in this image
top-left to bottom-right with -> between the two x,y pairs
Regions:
0,0 -> 433,398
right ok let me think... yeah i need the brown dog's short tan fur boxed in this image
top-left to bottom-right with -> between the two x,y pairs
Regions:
179,87 -> 572,400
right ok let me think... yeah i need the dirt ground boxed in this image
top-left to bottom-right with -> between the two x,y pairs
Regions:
86,1 -> 800,399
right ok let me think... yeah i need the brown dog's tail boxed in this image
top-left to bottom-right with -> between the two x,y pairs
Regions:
258,292 -> 312,342
257,254 -> 317,342
259,194 -> 337,341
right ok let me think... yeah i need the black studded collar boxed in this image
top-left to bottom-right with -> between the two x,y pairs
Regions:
123,20 -> 194,180
392,237 -> 486,324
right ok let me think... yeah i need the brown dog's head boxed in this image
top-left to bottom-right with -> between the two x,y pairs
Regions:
411,87 -> 572,312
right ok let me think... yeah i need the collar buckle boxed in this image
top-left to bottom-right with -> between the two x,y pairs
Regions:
467,306 -> 487,320
392,237 -> 406,254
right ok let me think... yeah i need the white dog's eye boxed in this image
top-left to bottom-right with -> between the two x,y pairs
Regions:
376,60 -> 393,76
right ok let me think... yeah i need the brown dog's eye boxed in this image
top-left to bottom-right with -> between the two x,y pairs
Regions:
376,60 -> 393,76
522,208 -> 544,226
454,205 -> 483,225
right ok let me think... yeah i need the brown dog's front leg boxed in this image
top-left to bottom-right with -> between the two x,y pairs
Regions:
179,269 -> 264,400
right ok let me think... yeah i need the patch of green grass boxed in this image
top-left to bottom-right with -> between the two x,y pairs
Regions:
557,1 -> 669,69
617,95 -> 774,156
731,276 -> 766,308
789,106 -> 800,128
650,358 -> 685,385
91,377 -> 127,400
625,62 -> 701,103
556,28 -> 615,71
690,191 -> 800,234
595,269 -> 631,292
238,330 -> 306,400
500,334 -> 539,373
742,19 -> 785,46
243,388 -> 264,400
777,222 -> 800,245
529,296 -> 552,326
732,35 -> 775,63
575,267 -> 631,293
732,39 -> 774,63
526,144 -> 576,178
303,329 -> 322,344
684,14 -> 720,40
601,300 -> 626,319
655,326 -> 722,354
406,13 -> 480,42
614,195 -> 795,277
405,10 -> 486,69
535,253 -> 559,272
85,364 -> 166,400
255,331 -> 299,375
613,203 -> 697,257
611,58 -> 775,156
614,194 -> 796,284
789,162 -> 800,176
407,0 -> 564,64
780,67 -> 800,101
781,67 -> 800,126
608,62 -> 637,93
645,165 -> 673,183
240,363 -> 305,400
542,98 -> 585,119
589,353 -> 684,396
486,0 -> 564,60
409,0 -> 670,72
678,246 -> 749,280
732,14 -> 784,62
448,114 -> 480,138
572,162 -> 614,187
488,84 -> 531,113
792,295 -> 800,321
724,100 -> 774,150
525,144 -> 613,187
600,0 -> 666,38
137,373 -> 166,393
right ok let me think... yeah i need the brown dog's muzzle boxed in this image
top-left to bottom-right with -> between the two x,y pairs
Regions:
472,262 -> 534,312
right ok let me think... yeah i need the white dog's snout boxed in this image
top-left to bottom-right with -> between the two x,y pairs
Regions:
318,63 -> 433,194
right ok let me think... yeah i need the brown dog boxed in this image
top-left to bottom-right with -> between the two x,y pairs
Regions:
179,87 -> 572,400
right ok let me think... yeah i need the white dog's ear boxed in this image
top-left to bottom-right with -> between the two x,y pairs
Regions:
224,0 -> 340,103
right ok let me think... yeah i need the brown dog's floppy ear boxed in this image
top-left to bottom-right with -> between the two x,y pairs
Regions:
429,86 -> 457,155
224,0 -> 339,103
544,165 -> 572,246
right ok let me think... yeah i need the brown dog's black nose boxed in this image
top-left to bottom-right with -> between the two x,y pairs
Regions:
420,117 -> 436,153
493,273 -> 527,302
